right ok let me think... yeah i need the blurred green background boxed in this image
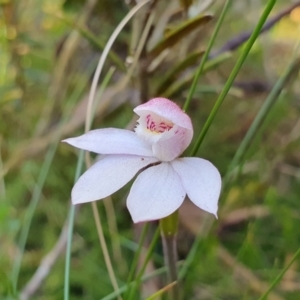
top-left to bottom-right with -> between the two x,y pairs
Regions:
1,0 -> 300,299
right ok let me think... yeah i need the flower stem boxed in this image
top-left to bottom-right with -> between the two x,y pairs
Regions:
159,211 -> 179,300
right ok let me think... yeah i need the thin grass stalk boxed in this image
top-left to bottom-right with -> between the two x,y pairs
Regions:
63,52 -> 113,300
63,65 -> 116,300
87,120 -> 118,294
63,151 -> 84,300
48,12 -> 126,72
145,282 -> 178,300
107,13 -> 157,281
258,247 -> 300,300
91,201 -> 121,300
102,264 -> 169,300
9,59 -> 93,297
125,11 -> 155,84
191,0 -> 277,156
127,223 -> 150,283
91,66 -> 116,125
127,227 -> 160,300
103,196 -> 127,274
181,0 -> 289,283
92,66 -> 125,274
0,142 -> 5,197
136,227 -> 160,279
85,0 -> 151,132
179,53 -> 300,297
78,1 -> 151,296
37,0 -> 97,135
183,0 -> 232,112
125,223 -> 149,298
227,55 -> 300,178
178,212 -> 212,280
11,143 -> 58,291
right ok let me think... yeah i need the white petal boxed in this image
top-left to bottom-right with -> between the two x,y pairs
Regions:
152,125 -> 193,161
72,155 -> 158,204
133,98 -> 193,161
63,128 -> 153,156
127,162 -> 186,223
171,158 -> 221,217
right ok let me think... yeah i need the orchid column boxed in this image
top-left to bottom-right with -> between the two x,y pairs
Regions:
63,97 -> 221,297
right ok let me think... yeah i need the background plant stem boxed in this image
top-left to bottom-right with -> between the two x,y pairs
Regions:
160,211 -> 179,300
183,0 -> 231,112
191,0 -> 277,155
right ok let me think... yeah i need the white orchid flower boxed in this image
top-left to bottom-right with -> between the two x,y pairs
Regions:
63,98 -> 221,223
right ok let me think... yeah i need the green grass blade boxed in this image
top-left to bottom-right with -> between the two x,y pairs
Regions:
10,58 -> 95,293
149,14 -> 212,58
64,150 -> 84,300
127,227 -> 160,300
258,246 -> 300,300
178,214 -> 214,280
191,0 -> 277,156
163,52 -> 231,98
124,223 -> 150,299
126,223 -> 149,285
50,13 -> 126,72
183,0 -> 232,112
182,19 -> 298,295
227,55 -> 300,176
11,143 -> 58,291
101,266 -> 169,300
145,281 -> 177,300
63,68 -> 116,299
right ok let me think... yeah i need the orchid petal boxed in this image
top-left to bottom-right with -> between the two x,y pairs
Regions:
63,128 -> 153,156
152,125 -> 193,161
127,162 -> 186,223
72,155 -> 158,204
134,97 -> 193,130
134,98 -> 193,161
171,158 -> 221,217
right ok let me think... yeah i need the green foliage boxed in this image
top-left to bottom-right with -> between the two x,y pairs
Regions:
1,0 -> 300,299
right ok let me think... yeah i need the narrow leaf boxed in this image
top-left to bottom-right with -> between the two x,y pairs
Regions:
162,52 -> 231,98
149,14 -> 213,57
156,50 -> 205,95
